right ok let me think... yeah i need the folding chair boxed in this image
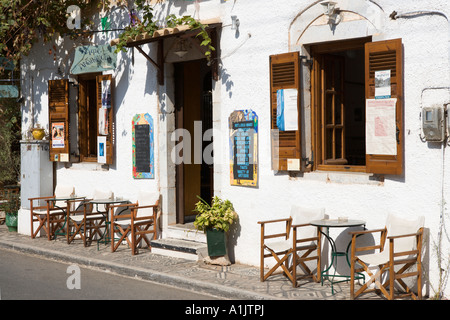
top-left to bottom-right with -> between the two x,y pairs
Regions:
66,198 -> 105,246
111,191 -> 159,255
29,185 -> 74,240
258,206 -> 324,287
349,213 -> 425,300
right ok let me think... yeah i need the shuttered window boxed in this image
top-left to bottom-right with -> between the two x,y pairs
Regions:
48,74 -> 114,165
48,79 -> 70,162
365,39 -> 403,175
269,52 -> 301,171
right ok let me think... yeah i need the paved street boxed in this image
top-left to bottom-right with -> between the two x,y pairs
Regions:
0,248 -> 217,300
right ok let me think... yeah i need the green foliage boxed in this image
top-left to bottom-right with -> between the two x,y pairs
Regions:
193,196 -> 237,232
0,98 -> 21,186
113,2 -> 214,60
0,0 -> 94,70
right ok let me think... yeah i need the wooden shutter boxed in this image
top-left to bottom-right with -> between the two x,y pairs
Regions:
96,74 -> 114,164
48,79 -> 70,162
269,52 -> 301,171
365,39 -> 403,175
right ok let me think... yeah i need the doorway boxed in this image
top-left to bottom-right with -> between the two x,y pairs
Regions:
174,59 -> 213,223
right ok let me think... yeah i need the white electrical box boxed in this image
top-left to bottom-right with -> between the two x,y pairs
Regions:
422,105 -> 445,142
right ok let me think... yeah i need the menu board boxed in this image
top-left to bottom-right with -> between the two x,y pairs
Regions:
229,110 -> 258,187
132,113 -> 154,179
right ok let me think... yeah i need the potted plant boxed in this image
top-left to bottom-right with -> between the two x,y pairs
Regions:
193,196 -> 237,259
4,193 -> 20,232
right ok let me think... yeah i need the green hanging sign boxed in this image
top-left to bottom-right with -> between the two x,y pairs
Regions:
70,44 -> 117,75
0,85 -> 19,98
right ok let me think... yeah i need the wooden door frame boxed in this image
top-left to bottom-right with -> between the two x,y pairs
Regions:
310,37 -> 371,172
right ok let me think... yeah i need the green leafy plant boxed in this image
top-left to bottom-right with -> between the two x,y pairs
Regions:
193,196 -> 237,232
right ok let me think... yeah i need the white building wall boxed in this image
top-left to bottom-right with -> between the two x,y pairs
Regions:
20,0 -> 450,298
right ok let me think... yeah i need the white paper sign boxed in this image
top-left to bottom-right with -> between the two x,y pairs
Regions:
375,70 -> 391,99
283,89 -> 299,131
366,98 -> 397,155
97,136 -> 107,163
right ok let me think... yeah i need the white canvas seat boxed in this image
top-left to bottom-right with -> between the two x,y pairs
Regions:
259,206 -> 325,287
110,191 -> 159,255
349,213 -> 425,300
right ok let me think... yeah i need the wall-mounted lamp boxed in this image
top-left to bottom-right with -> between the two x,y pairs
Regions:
174,38 -> 188,58
231,15 -> 240,31
321,1 -> 341,26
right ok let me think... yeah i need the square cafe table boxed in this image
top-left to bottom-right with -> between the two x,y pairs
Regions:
310,218 -> 366,294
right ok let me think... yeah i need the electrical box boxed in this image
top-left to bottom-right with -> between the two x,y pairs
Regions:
422,105 -> 445,142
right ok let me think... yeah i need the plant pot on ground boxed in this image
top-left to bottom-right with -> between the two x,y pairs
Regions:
193,196 -> 238,265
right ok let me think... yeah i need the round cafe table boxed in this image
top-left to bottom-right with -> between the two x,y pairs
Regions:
310,218 -> 366,294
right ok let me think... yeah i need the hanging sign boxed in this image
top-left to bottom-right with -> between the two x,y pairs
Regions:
132,113 -> 154,179
0,57 -> 15,71
229,109 -> 258,187
70,44 -> 117,75
0,85 -> 19,98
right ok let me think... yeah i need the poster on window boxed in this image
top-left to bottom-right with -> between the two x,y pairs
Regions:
375,70 -> 391,99
229,109 -> 258,187
366,98 -> 397,155
51,122 -> 65,149
97,136 -> 107,164
101,79 -> 111,108
276,88 -> 298,131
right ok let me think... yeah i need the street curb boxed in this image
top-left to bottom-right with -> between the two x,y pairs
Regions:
0,239 -> 277,300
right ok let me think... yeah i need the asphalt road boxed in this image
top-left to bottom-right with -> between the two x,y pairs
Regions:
0,248 -> 218,300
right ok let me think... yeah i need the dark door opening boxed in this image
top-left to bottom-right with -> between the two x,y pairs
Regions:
175,59 -> 213,224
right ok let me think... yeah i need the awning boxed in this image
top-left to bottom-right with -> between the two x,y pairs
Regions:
109,18 -> 221,48
110,18 -> 221,85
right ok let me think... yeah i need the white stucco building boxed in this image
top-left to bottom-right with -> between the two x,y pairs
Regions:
18,0 -> 450,298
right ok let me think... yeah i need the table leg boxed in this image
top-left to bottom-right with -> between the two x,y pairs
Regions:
319,227 -> 365,295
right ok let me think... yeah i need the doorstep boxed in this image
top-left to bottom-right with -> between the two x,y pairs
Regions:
150,238 -> 207,261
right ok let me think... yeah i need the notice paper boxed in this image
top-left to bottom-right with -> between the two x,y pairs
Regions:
365,98 -> 397,155
276,88 -> 298,131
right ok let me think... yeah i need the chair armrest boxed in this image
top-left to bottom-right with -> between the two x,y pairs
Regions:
111,202 -> 137,220
258,218 -> 290,225
131,204 -> 158,220
387,231 -> 422,240
349,228 -> 385,236
349,228 -> 387,255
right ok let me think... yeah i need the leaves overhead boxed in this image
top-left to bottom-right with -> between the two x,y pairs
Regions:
0,0 -> 94,70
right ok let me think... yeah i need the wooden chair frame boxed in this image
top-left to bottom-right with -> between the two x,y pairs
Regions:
30,196 -> 66,240
349,226 -> 424,300
110,200 -> 159,255
66,199 -> 106,246
258,218 -> 322,287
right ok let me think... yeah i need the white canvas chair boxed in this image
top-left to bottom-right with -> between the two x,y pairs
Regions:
110,191 -> 159,255
29,185 -> 75,240
258,206 -> 325,287
349,213 -> 425,300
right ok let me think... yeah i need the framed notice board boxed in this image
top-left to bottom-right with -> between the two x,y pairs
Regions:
132,113 -> 154,179
229,109 -> 258,187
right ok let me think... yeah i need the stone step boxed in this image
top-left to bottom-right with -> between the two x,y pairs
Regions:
150,238 -> 207,261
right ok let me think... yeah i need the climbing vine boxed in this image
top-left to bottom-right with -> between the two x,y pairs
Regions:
112,1 -> 214,60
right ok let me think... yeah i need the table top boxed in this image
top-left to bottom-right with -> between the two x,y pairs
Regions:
310,219 -> 366,228
89,199 -> 129,205
47,196 -> 85,202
